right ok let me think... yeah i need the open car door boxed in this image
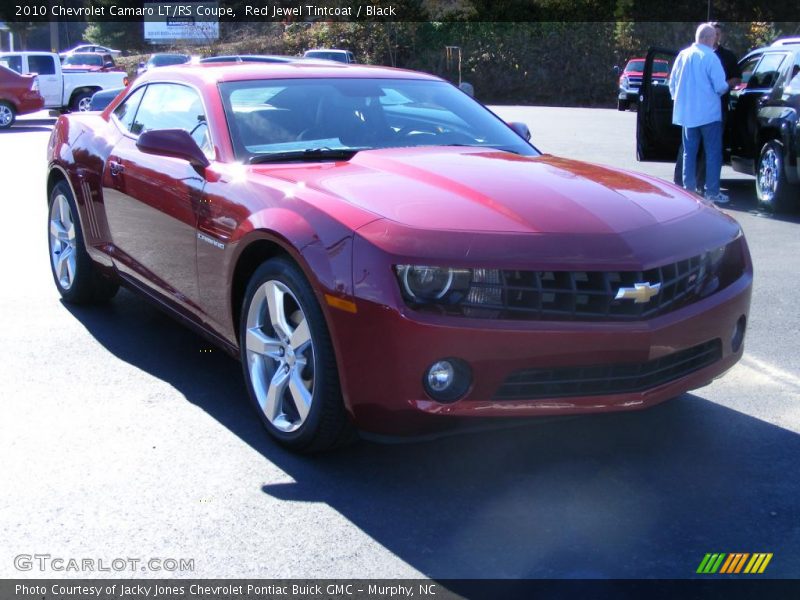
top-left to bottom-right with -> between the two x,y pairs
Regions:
636,48 -> 679,161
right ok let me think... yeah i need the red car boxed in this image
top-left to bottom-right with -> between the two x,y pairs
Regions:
617,57 -> 670,111
0,64 -> 44,128
46,63 -> 752,452
61,52 -> 120,73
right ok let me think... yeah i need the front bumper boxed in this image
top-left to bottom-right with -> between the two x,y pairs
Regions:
328,270 -> 752,436
618,86 -> 640,102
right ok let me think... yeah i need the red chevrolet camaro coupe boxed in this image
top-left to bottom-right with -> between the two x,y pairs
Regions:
46,62 -> 752,452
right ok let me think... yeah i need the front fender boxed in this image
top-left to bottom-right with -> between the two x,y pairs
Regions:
757,106 -> 799,182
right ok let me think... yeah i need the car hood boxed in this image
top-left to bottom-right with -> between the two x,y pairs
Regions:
624,70 -> 669,76
252,147 -> 710,235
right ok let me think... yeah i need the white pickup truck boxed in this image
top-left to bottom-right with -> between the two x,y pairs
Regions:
0,51 -> 128,112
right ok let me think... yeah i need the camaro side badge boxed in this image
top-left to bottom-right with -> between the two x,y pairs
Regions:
615,282 -> 661,303
197,232 -> 225,250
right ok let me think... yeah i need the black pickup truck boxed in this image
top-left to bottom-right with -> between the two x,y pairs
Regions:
637,40 -> 800,212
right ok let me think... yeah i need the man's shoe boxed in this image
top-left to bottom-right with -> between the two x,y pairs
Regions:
704,192 -> 730,205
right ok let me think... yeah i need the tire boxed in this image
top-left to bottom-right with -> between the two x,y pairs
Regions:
239,257 -> 356,453
71,92 -> 93,112
0,101 -> 16,129
48,180 -> 119,304
756,140 -> 797,213
617,98 -> 629,111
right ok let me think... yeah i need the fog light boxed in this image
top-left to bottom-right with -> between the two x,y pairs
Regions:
424,359 -> 472,403
428,361 -> 454,391
731,315 -> 746,353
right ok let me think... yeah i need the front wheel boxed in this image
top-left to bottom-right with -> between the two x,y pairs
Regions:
48,180 -> 119,304
617,98 -> 629,111
756,140 -> 797,213
0,101 -> 16,128
240,257 -> 355,452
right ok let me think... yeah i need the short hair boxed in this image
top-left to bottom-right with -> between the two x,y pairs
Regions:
696,23 -> 716,43
710,22 -> 721,30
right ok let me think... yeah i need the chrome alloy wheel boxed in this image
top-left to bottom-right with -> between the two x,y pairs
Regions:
49,192 -> 77,290
0,104 -> 13,127
757,145 -> 779,204
245,280 -> 315,433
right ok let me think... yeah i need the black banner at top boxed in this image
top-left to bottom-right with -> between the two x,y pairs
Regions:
2,0 -> 800,23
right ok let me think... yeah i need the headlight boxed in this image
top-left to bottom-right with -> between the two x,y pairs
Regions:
396,265 -> 471,302
620,75 -> 629,87
395,265 -> 504,310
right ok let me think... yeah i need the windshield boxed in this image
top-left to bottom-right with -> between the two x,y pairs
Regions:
625,60 -> 646,72
64,54 -> 103,67
219,78 -> 538,161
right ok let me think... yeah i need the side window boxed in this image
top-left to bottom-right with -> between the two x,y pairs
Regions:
113,86 -> 146,132
791,54 -> 800,84
0,55 -> 22,73
747,53 -> 787,89
130,83 -> 213,157
28,55 -> 56,75
739,56 -> 761,85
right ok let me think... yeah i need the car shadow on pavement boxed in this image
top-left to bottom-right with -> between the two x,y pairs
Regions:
63,289 -> 800,580
2,125 -> 54,133
721,178 -> 800,222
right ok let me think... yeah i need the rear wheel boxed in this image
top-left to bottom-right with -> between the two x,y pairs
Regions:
71,92 -> 93,112
240,257 -> 355,453
756,140 -> 797,213
48,181 -> 118,304
0,101 -> 16,128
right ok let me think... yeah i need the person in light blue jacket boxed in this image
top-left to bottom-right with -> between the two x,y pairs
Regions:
669,23 -> 731,204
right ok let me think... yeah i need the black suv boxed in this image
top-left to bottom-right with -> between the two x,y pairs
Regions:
637,40 -> 800,211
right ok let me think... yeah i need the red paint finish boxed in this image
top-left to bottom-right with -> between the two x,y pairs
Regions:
0,64 -> 44,117
47,63 -> 753,436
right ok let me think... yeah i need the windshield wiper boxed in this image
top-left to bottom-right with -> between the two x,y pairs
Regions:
249,148 -> 362,164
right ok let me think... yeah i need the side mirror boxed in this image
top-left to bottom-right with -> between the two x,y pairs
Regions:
136,129 -> 210,171
612,65 -> 621,75
508,121 -> 531,142
138,62 -> 145,68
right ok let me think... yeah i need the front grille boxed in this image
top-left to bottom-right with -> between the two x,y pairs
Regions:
494,339 -> 722,401
458,242 -> 743,322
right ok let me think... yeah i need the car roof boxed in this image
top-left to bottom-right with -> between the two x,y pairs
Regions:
741,45 -> 797,63
771,37 -> 800,46
135,62 -> 442,85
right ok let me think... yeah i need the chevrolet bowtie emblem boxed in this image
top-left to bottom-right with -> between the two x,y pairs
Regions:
615,282 -> 661,303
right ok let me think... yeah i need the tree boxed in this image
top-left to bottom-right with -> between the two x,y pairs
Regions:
83,0 -> 147,51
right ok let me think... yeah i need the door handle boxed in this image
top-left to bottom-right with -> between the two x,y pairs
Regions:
109,160 -> 124,176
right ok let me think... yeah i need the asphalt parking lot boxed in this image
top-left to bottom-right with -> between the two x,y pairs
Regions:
1,107 -> 798,580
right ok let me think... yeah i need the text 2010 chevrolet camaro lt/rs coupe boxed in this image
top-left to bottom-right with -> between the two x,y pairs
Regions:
46,62 -> 752,452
